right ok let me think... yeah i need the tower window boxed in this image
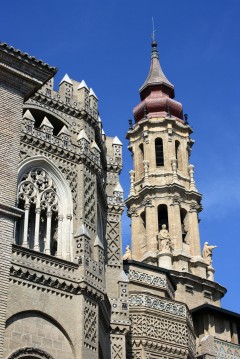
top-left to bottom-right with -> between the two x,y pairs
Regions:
175,140 -> 182,170
155,138 -> 164,166
138,143 -> 144,175
140,211 -> 146,229
158,204 -> 168,231
180,208 -> 188,243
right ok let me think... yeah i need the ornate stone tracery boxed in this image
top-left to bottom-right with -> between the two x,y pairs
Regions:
16,162 -> 73,260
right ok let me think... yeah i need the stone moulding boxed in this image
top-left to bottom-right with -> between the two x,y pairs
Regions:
127,269 -> 166,287
8,347 -> 54,359
127,269 -> 175,298
129,294 -> 187,318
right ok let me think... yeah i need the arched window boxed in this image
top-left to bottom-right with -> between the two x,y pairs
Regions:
180,208 -> 188,243
158,204 -> 168,231
16,157 -> 73,260
155,138 -> 164,166
175,140 -> 182,170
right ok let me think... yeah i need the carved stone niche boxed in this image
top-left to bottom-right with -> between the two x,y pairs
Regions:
8,347 -> 54,359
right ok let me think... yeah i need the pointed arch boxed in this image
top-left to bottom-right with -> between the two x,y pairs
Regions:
16,156 -> 73,260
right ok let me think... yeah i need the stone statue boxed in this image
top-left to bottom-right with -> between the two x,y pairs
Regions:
122,245 -> 132,260
202,242 -> 217,265
158,224 -> 173,253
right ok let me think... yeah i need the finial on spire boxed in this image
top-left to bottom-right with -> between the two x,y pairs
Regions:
151,17 -> 156,42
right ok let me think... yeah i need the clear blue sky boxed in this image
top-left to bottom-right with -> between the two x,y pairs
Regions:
2,0 -> 240,312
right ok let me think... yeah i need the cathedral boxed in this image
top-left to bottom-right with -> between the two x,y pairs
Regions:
0,39 -> 239,359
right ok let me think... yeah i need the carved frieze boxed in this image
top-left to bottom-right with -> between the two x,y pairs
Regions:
127,270 -> 174,298
129,294 -> 186,318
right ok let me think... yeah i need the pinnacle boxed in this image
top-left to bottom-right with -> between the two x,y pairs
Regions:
40,116 -> 53,128
89,88 -> 98,100
114,183 -> 123,192
23,109 -> 35,122
77,80 -> 89,90
58,125 -> 70,136
113,136 -> 122,145
74,224 -> 90,238
91,140 -> 101,152
59,73 -> 73,85
94,235 -> 104,249
77,129 -> 90,142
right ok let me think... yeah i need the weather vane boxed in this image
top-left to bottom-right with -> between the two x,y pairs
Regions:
151,17 -> 156,41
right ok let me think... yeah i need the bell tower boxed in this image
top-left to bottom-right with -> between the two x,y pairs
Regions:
126,40 -> 208,279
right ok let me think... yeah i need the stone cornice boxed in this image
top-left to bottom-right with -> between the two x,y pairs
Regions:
0,203 -> 24,219
126,116 -> 193,140
0,43 -> 57,99
11,245 -> 106,300
20,132 -> 101,174
170,269 -> 227,298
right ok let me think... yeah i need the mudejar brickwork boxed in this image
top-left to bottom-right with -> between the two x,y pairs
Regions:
0,41 -> 239,359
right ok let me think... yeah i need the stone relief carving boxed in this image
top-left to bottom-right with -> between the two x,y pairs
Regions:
214,338 -> 240,359
130,313 -> 188,346
111,335 -> 124,359
129,294 -> 186,318
84,303 -> 97,350
84,167 -> 96,230
106,217 -> 121,265
127,270 -> 166,288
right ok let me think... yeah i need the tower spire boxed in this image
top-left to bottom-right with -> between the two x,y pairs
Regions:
133,39 -> 182,122
139,40 -> 174,95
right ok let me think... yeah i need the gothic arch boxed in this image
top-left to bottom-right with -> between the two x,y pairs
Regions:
23,105 -> 69,132
16,156 -> 73,260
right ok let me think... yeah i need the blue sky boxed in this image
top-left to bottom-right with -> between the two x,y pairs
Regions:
2,0 -> 240,312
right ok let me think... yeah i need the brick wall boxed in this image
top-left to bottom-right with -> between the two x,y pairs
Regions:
0,84 -> 23,359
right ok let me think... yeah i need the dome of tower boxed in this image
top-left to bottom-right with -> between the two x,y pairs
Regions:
133,41 -> 183,122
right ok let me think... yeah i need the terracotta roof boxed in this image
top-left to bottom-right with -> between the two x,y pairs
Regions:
0,42 -> 57,74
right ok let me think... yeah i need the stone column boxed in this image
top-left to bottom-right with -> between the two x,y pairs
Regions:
45,211 -> 52,254
189,203 -> 201,257
130,210 -> 141,260
169,197 -> 182,251
56,214 -> 63,258
22,203 -> 30,248
145,199 -> 157,254
0,43 -> 56,359
66,214 -> 72,260
33,208 -> 41,251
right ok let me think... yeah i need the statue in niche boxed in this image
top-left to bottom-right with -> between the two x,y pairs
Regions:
202,242 -> 217,265
122,245 -> 132,260
158,224 -> 173,253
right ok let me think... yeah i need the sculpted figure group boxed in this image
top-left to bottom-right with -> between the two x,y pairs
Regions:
122,225 -> 218,267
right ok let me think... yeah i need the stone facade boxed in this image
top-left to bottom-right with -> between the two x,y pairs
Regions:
0,40 -> 239,359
